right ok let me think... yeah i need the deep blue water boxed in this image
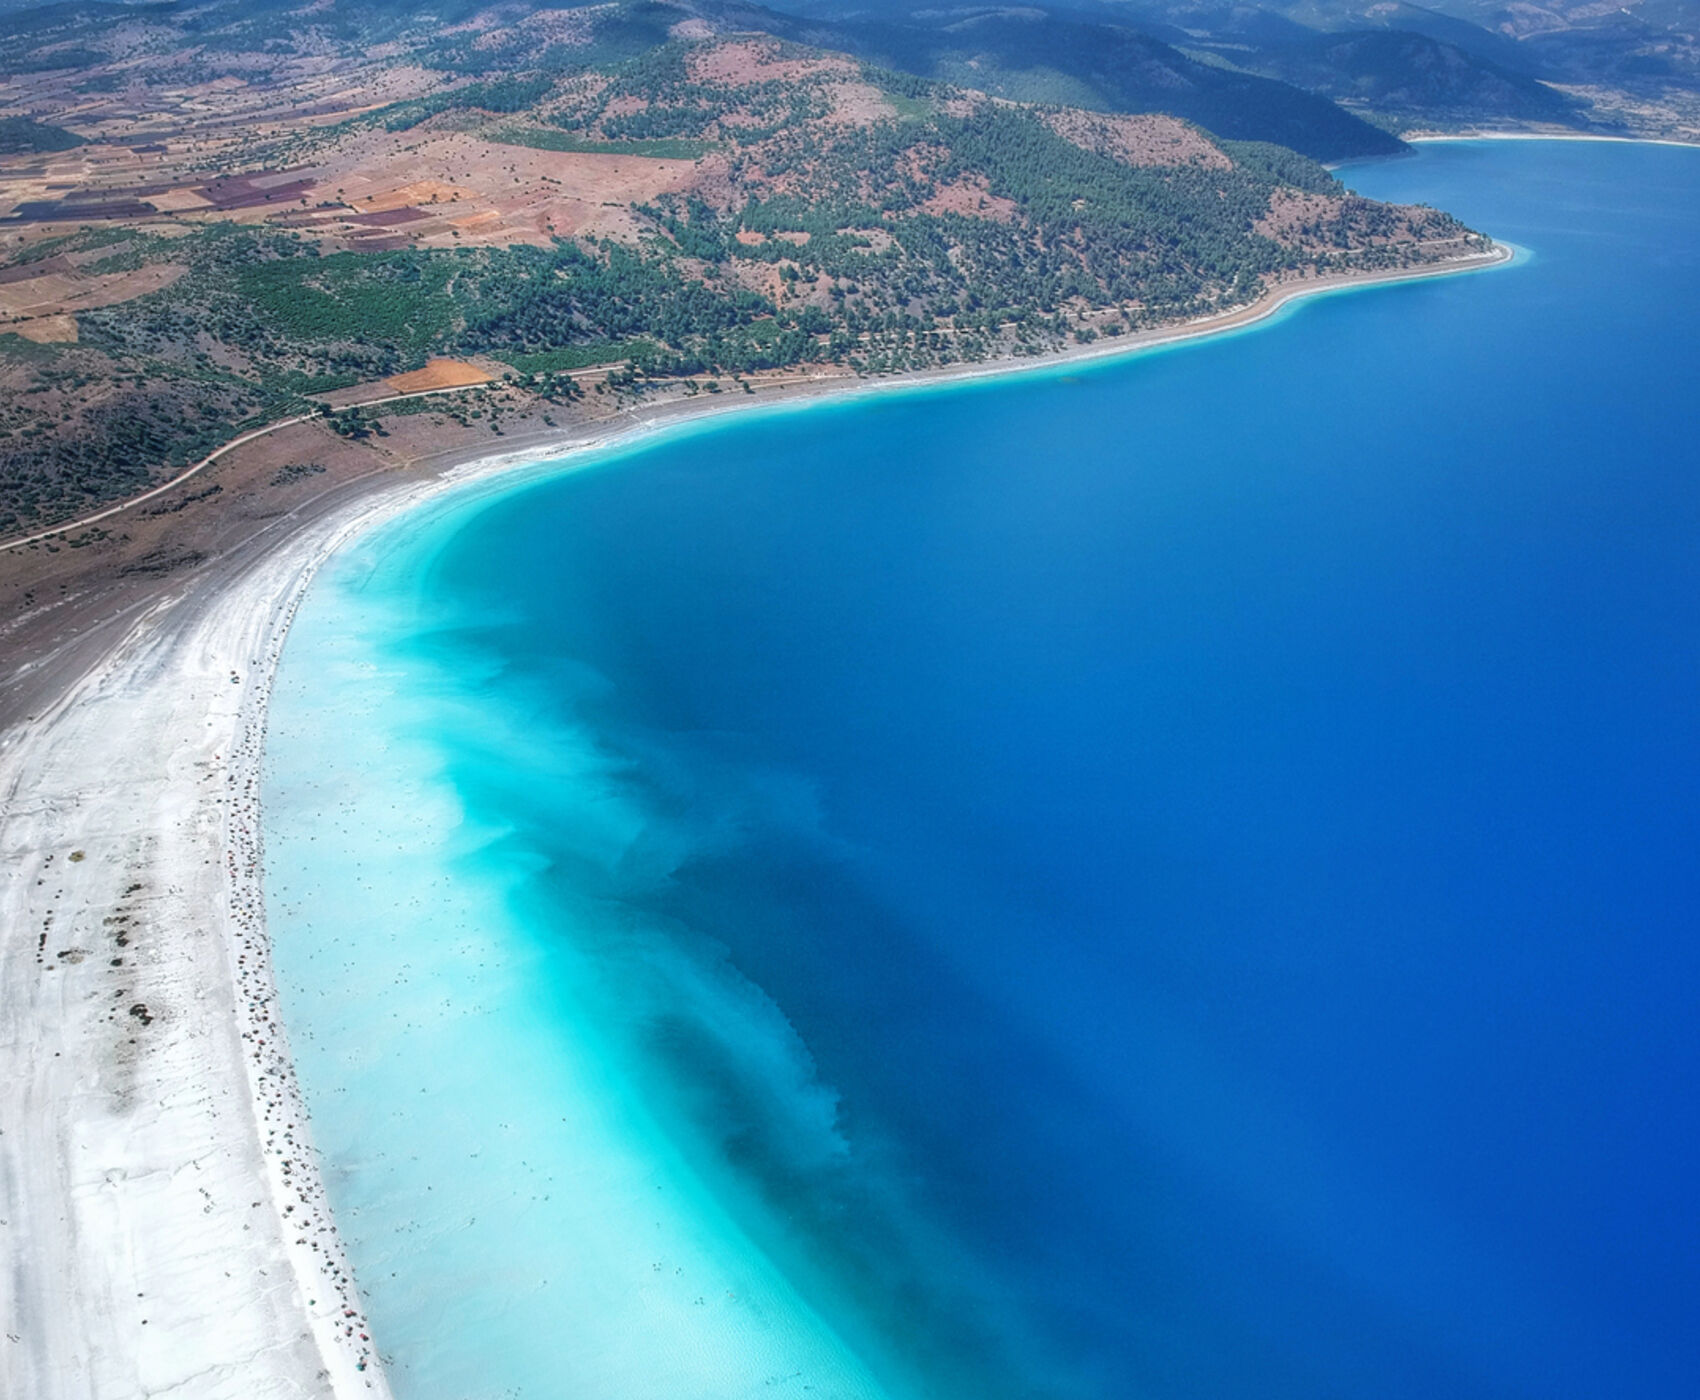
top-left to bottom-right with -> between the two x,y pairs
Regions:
267,141 -> 1700,1400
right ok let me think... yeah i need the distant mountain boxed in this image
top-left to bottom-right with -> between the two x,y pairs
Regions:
791,0 -> 1700,135
712,3 -> 1408,158
1131,0 -> 1538,72
1236,0 -> 1700,96
1243,28 -> 1585,122
1316,1 -> 1538,71
6,0 -> 1694,144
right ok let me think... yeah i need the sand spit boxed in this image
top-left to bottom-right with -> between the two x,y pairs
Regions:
0,426 -> 642,1398
0,239 -> 1509,1400
0,491 -> 414,1397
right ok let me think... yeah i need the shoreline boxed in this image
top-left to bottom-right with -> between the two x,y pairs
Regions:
3,240 -> 1511,557
1406,131 -> 1700,149
0,237 -> 1509,1399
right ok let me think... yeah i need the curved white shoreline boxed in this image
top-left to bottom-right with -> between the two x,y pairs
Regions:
1407,132 -> 1700,149
0,237 -> 1512,1399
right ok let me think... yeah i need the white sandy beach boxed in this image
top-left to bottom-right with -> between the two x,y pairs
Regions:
0,487 -> 413,1398
1406,131 -> 1700,149
0,238 -> 1508,1398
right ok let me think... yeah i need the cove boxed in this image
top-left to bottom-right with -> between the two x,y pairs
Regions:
265,140 -> 1700,1400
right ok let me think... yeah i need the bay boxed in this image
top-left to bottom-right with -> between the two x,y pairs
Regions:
266,140 -> 1700,1400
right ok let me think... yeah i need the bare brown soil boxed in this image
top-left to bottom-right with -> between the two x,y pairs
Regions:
11,314 -> 78,344
1256,189 -> 1340,244
922,174 -> 1018,221
1043,112 -> 1232,169
384,359 -> 491,393
0,64 -> 703,261
687,39 -> 855,87
309,134 -> 702,247
0,263 -> 183,324
823,82 -> 899,127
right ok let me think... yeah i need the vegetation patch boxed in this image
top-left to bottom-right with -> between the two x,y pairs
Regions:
490,341 -> 660,373
231,251 -> 460,354
0,116 -> 85,154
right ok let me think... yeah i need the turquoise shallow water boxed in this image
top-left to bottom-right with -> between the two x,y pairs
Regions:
266,140 -> 1700,1399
